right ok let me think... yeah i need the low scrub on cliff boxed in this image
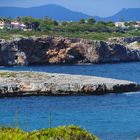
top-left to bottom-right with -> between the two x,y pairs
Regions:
137,41 -> 140,46
0,125 -> 99,140
0,72 -> 17,78
1,16 -> 140,41
0,30 -> 137,41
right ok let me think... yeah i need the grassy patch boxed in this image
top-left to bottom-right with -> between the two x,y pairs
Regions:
0,125 -> 99,140
0,72 -> 17,78
0,27 -> 140,41
137,41 -> 140,46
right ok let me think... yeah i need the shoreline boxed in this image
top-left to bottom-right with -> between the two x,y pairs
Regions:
0,71 -> 139,97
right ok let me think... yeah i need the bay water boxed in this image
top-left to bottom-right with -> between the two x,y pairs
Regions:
0,62 -> 140,140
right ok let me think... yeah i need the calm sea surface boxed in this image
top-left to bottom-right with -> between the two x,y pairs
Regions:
0,62 -> 140,140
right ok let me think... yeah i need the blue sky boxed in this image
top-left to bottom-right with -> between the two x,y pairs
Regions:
0,0 -> 140,17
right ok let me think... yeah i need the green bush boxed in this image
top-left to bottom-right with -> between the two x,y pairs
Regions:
0,72 -> 17,78
0,125 -> 99,140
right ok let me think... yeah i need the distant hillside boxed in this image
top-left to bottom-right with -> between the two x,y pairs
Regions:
104,8 -> 140,21
0,5 -> 140,22
0,4 -> 91,21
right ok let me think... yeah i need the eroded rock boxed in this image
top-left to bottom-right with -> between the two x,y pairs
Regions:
0,37 -> 140,66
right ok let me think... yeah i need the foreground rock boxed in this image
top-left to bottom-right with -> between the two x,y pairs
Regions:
0,71 -> 139,97
0,36 -> 140,66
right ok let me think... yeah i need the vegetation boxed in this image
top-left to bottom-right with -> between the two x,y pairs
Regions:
0,16 -> 140,40
0,125 -> 99,140
0,72 -> 17,78
137,41 -> 140,46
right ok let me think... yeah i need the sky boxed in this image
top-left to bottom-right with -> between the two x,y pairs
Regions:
0,0 -> 140,17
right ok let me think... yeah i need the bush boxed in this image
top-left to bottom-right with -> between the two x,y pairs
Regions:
0,125 -> 99,140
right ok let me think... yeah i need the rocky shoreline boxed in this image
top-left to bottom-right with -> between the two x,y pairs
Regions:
0,71 -> 139,97
0,36 -> 140,66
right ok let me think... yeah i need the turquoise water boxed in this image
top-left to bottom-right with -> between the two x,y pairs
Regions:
0,62 -> 140,140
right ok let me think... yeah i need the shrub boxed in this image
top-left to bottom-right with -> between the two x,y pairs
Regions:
0,72 -> 17,78
0,125 -> 99,140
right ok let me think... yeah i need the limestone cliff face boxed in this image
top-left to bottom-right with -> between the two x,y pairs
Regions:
0,37 -> 140,66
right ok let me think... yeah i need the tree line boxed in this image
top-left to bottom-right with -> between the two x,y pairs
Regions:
0,16 -> 117,32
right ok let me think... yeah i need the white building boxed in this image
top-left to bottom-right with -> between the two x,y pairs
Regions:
11,21 -> 20,29
10,21 -> 27,30
134,22 -> 140,28
115,21 -> 140,29
115,22 -> 126,28
0,20 -> 27,30
19,23 -> 27,30
0,21 -> 5,29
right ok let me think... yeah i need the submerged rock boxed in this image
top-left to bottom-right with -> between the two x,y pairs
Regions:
0,37 -> 140,66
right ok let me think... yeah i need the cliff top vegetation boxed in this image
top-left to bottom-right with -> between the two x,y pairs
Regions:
0,16 -> 140,40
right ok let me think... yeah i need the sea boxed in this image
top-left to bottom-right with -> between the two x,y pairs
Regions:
0,62 -> 140,140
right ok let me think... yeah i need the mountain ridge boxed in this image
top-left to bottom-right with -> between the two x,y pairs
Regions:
103,8 -> 140,21
0,4 -> 140,21
0,4 -> 91,21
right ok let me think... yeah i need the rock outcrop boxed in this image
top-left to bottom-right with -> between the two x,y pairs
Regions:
0,71 -> 139,97
0,36 -> 140,66
109,37 -> 140,44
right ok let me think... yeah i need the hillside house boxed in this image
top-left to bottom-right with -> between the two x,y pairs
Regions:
19,23 -> 27,30
11,21 -> 20,29
115,21 -> 140,29
134,22 -> 140,28
0,20 -> 5,29
9,21 -> 27,30
115,22 -> 126,28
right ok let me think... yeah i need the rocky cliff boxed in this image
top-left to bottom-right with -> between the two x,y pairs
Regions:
0,37 -> 140,66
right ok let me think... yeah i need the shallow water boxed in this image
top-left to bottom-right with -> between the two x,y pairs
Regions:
0,62 -> 140,140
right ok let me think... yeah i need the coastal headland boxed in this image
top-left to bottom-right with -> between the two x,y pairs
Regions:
0,71 -> 139,97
